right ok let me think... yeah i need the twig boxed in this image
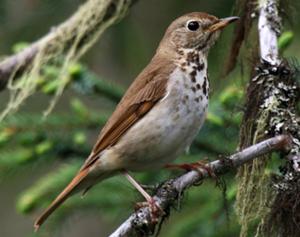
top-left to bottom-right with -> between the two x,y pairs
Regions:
109,135 -> 291,237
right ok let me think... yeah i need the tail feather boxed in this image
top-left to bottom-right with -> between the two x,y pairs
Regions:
34,169 -> 89,231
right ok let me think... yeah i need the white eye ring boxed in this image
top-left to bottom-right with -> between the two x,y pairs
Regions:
186,20 -> 200,31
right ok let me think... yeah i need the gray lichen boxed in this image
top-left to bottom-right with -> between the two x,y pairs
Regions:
265,0 -> 282,36
238,58 -> 300,237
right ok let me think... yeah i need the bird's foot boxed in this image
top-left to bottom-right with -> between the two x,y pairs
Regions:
135,198 -> 164,223
165,160 -> 216,178
123,171 -> 164,222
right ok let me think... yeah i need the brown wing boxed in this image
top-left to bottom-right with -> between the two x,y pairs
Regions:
80,55 -> 175,170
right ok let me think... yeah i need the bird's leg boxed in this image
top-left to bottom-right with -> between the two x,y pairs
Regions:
123,170 -> 153,202
165,160 -> 216,178
122,171 -> 163,222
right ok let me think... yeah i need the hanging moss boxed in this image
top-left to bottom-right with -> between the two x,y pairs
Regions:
1,0 -> 131,120
235,59 -> 300,237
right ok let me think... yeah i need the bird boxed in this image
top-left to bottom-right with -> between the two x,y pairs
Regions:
34,12 -> 238,230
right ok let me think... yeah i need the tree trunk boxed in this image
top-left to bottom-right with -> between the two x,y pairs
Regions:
235,0 -> 300,236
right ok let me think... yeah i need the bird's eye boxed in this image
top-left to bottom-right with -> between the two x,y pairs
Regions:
187,21 -> 200,31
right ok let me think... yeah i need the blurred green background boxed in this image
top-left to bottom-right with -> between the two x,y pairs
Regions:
0,0 -> 299,237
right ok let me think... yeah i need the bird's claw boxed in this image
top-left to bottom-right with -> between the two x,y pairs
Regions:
135,198 -> 164,223
165,160 -> 216,178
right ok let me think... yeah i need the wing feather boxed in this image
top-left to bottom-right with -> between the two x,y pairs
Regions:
80,57 -> 173,170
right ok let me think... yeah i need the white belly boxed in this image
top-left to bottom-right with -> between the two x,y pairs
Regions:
100,67 -> 209,171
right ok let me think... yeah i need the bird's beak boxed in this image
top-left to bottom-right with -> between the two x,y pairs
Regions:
207,16 -> 239,33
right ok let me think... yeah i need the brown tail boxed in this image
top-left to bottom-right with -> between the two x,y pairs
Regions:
34,168 -> 89,231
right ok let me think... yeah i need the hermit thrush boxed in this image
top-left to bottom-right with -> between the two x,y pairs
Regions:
34,12 -> 238,229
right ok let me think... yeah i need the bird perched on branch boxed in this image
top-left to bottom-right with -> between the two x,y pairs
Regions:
34,12 -> 238,230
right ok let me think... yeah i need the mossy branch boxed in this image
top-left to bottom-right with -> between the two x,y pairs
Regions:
110,135 -> 290,237
0,0 -> 137,91
0,0 -> 138,119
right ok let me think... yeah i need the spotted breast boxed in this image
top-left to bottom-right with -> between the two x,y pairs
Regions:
98,48 -> 210,171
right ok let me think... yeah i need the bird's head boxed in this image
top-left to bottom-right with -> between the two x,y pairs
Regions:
158,12 -> 239,55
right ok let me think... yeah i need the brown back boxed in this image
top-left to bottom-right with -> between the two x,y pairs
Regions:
81,54 -> 176,170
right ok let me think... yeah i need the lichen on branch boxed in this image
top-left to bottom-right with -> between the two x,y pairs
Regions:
235,0 -> 300,236
109,135 -> 290,237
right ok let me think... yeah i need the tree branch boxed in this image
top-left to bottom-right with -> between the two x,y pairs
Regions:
258,0 -> 281,65
109,135 -> 291,237
0,0 -> 138,91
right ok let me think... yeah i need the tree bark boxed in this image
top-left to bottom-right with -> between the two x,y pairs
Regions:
235,0 -> 300,236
